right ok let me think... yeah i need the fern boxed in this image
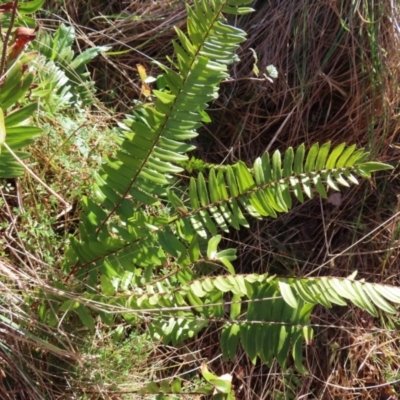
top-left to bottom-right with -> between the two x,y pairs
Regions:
168,143 -> 390,238
122,273 -> 400,373
32,24 -> 109,105
64,0 -> 253,277
31,56 -> 73,112
52,0 -> 396,375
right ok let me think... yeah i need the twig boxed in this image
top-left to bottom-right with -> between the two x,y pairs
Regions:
264,104 -> 297,153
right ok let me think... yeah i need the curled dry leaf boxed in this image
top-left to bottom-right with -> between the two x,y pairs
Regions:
8,27 -> 36,61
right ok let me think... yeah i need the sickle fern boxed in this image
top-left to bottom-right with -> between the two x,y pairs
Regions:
54,0 -> 397,376
167,142 -> 388,238
64,0 -> 254,278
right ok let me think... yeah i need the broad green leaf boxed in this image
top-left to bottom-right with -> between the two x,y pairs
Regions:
318,278 -> 347,306
171,378 -> 182,393
235,161 -> 255,193
294,143 -> 305,174
292,334 -> 308,374
75,305 -> 95,332
333,170 -> 350,187
357,162 -> 393,174
342,169 -> 359,185
1,73 -> 35,110
69,46 -> 110,69
278,279 -> 298,308
283,147 -> 294,177
240,324 -> 258,364
301,175 -> 313,199
101,275 -> 116,296
210,377 -> 232,394
326,173 -> 340,191
18,0 -> 45,13
258,327 -> 273,366
221,324 -> 240,361
313,174 -> 328,198
201,362 -> 220,382
302,324 -> 314,345
5,103 -> 37,127
315,142 -> 331,170
276,324 -> 290,368
191,280 -> 207,297
197,173 -> 211,207
229,293 -> 242,319
158,231 -> 187,259
112,325 -> 125,344
154,90 -> 175,105
336,144 -> 356,167
214,276 -> 233,292
159,380 -> 171,393
188,235 -> 200,262
345,148 -> 367,166
341,278 -> 373,312
375,285 -> 400,303
271,150 -> 282,180
363,283 -> 396,314
304,143 -> 319,172
202,278 -> 215,292
326,142 -> 346,169
305,280 -> 332,307
292,280 -> 317,304
59,299 -> 79,312
139,382 -> 160,395
222,5 -> 254,15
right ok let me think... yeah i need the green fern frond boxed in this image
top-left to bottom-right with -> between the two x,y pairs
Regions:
122,273 -> 400,372
32,56 -> 73,112
170,142 -> 392,237
32,24 -> 108,105
66,0 -> 253,277
96,0 -> 251,213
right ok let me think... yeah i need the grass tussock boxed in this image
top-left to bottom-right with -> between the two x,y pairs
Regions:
0,259 -> 78,399
203,0 -> 400,163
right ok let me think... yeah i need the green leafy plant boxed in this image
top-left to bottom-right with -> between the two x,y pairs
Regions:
0,0 -> 45,177
32,23 -> 110,106
45,0 -> 397,383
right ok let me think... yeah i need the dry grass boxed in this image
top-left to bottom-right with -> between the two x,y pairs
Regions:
201,0 -> 400,163
0,258 -> 79,399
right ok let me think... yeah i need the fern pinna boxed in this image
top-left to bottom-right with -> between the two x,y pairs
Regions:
58,0 -> 396,373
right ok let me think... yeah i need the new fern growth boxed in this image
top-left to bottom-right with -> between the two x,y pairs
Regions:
43,0 -> 396,378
